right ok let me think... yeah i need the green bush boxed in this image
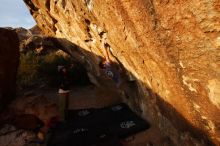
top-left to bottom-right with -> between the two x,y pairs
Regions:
38,52 -> 71,86
17,51 -> 40,87
17,50 -> 71,88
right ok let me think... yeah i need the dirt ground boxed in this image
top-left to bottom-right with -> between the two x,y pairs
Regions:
0,84 -> 167,146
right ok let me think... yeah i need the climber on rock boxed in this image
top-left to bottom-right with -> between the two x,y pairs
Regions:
99,43 -> 121,88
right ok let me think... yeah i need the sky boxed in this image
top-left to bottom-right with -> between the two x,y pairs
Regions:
0,0 -> 36,29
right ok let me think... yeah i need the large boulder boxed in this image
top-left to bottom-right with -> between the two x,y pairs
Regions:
0,28 -> 20,112
24,0 -> 220,145
15,26 -> 60,54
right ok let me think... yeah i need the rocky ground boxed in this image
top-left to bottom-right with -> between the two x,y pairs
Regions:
0,83 -> 168,146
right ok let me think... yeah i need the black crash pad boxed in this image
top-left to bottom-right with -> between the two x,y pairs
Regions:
47,103 -> 150,146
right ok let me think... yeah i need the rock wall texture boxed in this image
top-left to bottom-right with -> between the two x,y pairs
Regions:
15,26 -> 63,54
24,0 -> 220,145
0,28 -> 20,112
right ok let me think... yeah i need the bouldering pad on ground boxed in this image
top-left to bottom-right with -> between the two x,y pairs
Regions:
47,103 -> 150,146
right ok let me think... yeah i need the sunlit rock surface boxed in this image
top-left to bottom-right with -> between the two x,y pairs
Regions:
24,0 -> 220,145
0,28 -> 19,112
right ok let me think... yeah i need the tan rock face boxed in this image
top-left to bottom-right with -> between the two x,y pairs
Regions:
24,0 -> 220,145
0,28 -> 20,112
